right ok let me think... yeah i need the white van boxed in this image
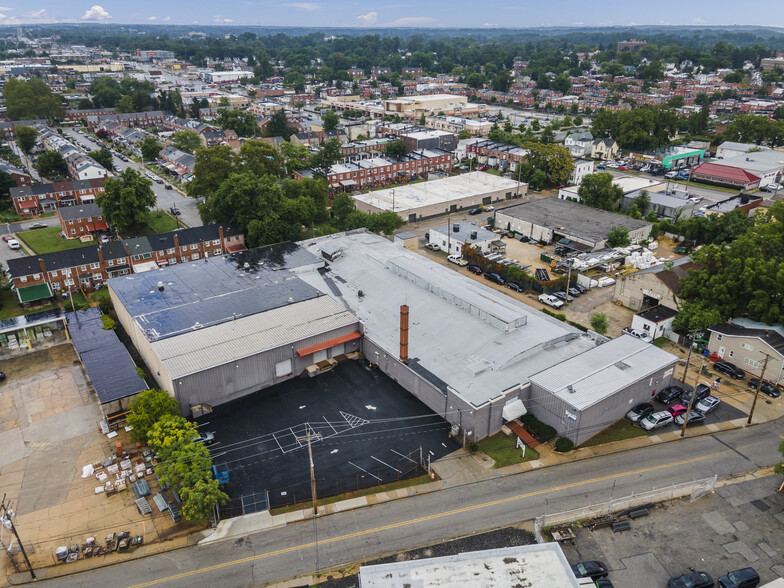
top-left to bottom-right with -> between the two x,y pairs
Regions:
538,293 -> 564,309
447,254 -> 468,267
7,239 -> 20,250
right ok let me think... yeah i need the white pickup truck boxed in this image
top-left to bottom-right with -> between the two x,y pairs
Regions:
539,293 -> 564,309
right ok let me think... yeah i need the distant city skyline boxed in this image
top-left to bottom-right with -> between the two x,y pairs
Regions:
0,1 -> 782,29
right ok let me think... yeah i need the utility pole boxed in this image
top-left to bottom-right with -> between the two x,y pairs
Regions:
296,429 -> 322,516
0,495 -> 35,579
681,332 -> 695,381
747,352 -> 774,425
681,357 -> 706,437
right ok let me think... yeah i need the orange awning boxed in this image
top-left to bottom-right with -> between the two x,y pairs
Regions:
93,220 -> 109,230
297,331 -> 362,357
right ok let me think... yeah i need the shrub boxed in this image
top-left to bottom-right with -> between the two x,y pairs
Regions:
520,414 -> 556,442
555,438 -> 575,453
469,442 -> 479,452
100,314 -> 117,330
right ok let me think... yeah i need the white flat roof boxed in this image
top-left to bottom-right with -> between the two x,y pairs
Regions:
299,231 -> 596,408
353,171 -> 522,213
359,543 -> 580,588
151,296 -> 357,379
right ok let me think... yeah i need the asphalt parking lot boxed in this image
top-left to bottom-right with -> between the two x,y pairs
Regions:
198,360 -> 458,513
561,476 -> 784,586
645,379 -> 747,432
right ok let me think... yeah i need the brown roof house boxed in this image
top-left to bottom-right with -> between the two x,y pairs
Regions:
612,256 -> 698,312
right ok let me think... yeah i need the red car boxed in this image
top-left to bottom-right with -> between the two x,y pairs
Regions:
618,165 -> 630,171
667,404 -> 688,418
478,165 -> 489,171
2,234 -> 13,242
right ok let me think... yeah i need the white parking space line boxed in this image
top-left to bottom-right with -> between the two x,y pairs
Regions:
323,416 -> 337,434
348,461 -> 382,481
371,455 -> 401,474
391,449 -> 417,464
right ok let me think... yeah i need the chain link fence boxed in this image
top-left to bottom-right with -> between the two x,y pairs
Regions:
533,475 -> 717,542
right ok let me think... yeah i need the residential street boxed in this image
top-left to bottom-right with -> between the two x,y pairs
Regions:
20,419 -> 784,588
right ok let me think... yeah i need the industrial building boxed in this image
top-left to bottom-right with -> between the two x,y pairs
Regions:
692,150 -> 784,190
352,171 -> 526,222
358,543 -> 580,588
496,198 -> 652,251
109,230 -> 677,445
428,222 -> 504,256
558,175 -> 663,203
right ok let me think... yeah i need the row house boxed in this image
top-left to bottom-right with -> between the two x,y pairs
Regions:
86,110 -> 165,130
295,149 -> 453,190
161,115 -> 217,135
10,178 -> 106,216
0,159 -> 32,187
401,67 -> 423,77
0,120 -> 46,138
36,124 -> 109,181
370,66 -> 392,79
64,107 -> 115,122
58,202 -> 109,239
463,139 -> 529,168
201,129 -> 240,148
290,129 -> 349,147
288,93 -> 316,105
6,224 -> 245,305
247,102 -> 283,117
347,67 -> 365,78
159,146 -> 196,176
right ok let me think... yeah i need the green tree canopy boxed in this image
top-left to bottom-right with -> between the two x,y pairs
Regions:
606,225 -> 631,247
36,150 -> 68,178
187,145 -> 238,198
97,168 -> 156,233
310,139 -> 342,179
0,170 -> 16,209
321,110 -> 339,131
16,126 -> 38,154
126,389 -> 179,443
140,136 -> 162,162
3,78 -> 65,122
115,95 -> 135,113
264,110 -> 294,141
238,140 -> 284,178
92,147 -> 113,171
218,109 -> 260,137
590,312 -> 608,334
525,142 -> 575,186
383,140 -> 408,158
578,172 -> 624,211
173,130 -> 203,154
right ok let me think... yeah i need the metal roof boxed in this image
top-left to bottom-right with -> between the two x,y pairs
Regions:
151,296 -> 358,379
529,335 -> 678,410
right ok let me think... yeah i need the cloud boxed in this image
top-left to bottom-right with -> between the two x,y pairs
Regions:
482,23 -> 499,27
0,6 -> 14,10
692,17 -> 705,24
162,16 -> 170,21
572,21 -> 584,25
283,2 -> 318,11
81,5 -> 111,20
147,15 -> 157,21
385,16 -> 434,26
24,8 -> 49,20
357,11 -> 377,24
0,12 -> 17,23
213,16 -> 233,23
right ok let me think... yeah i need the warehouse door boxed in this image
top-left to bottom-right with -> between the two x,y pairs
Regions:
275,359 -> 292,377
313,349 -> 328,363
331,343 -> 345,357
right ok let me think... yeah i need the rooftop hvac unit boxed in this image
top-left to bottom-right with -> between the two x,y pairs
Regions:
453,223 -> 460,232
157,281 -> 164,292
470,231 -> 477,240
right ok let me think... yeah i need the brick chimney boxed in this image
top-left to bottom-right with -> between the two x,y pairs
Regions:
218,225 -> 225,254
173,233 -> 182,264
400,304 -> 409,363
96,247 -> 108,280
124,242 -> 133,271
38,257 -> 51,290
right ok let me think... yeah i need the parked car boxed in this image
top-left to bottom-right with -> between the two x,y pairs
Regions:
674,410 -> 705,427
626,402 -> 655,423
640,411 -> 674,431
538,293 -> 564,309
481,205 -> 495,212
681,383 -> 712,406
7,239 -> 20,250
568,287 -> 582,297
425,243 -> 440,251
622,327 -> 652,341
571,561 -> 609,580
447,254 -> 468,267
164,184 -> 173,190
617,165 -> 629,171
466,264 -> 483,275
667,404 -> 688,418
483,272 -> 505,285
477,165 -> 488,171
713,359 -> 745,380
469,207 -> 483,215
668,571 -> 714,588
748,378 -> 781,398
0,371 -> 5,382
518,235 -> 530,243
195,431 -> 215,445
552,290 -> 573,303
656,386 -> 684,404
596,164 -> 606,169
2,234 -> 13,242
100,235 -> 110,244
595,579 -> 614,588
665,171 -> 678,179
718,567 -> 760,588
29,222 -> 47,229
695,395 -> 721,414
506,281 -> 524,293
574,284 -> 587,294
169,206 -> 181,216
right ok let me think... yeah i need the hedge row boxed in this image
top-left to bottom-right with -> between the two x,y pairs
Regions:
520,414 -> 556,442
539,307 -> 589,332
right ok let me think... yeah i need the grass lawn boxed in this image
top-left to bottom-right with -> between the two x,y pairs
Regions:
579,419 -> 647,448
476,433 -> 540,469
17,227 -> 93,254
0,284 -> 59,320
268,474 -> 435,516
122,211 -> 181,238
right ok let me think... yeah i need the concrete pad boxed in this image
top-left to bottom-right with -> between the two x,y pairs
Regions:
611,552 -> 670,588
332,497 -> 368,513
734,521 -> 750,532
758,542 -> 776,557
702,511 -> 735,535
0,428 -> 25,468
722,541 -> 760,562
20,403 -> 102,444
772,565 -> 784,578
774,512 -> 784,526
705,423 -> 720,432
199,509 -> 287,545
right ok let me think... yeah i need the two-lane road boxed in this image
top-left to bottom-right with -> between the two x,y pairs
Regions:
28,419 -> 784,588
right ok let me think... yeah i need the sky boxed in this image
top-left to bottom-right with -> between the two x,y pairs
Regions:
0,1 -> 781,28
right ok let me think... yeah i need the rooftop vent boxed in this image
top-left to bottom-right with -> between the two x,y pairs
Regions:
453,223 -> 460,232
157,281 -> 164,292
193,322 -> 202,330
287,297 -> 294,304
470,230 -> 477,240
567,385 -> 575,394
244,262 -> 250,269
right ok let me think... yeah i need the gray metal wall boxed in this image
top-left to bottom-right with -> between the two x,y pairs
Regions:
527,359 -> 677,446
171,322 -> 361,414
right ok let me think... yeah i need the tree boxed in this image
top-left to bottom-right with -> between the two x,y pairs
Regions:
331,193 -> 355,228
279,141 -> 312,172
36,150 -> 68,178
188,146 -> 237,198
606,225 -> 631,247
310,139 -> 342,180
264,110 -> 293,141
525,142 -> 575,186
238,140 -> 283,178
383,140 -> 408,158
97,168 -> 156,233
634,190 -> 651,216
574,115 -> 584,126
3,78 -> 65,122
418,113 -> 426,125
173,130 -> 202,154
578,173 -> 623,211
0,170 -> 16,209
126,389 -> 179,443
115,95 -> 135,113
321,110 -> 339,131
590,312 -> 608,334
16,126 -> 38,154
217,109 -> 259,137
93,148 -> 113,171
89,76 -> 122,108
140,137 -> 162,162
77,98 -> 94,110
